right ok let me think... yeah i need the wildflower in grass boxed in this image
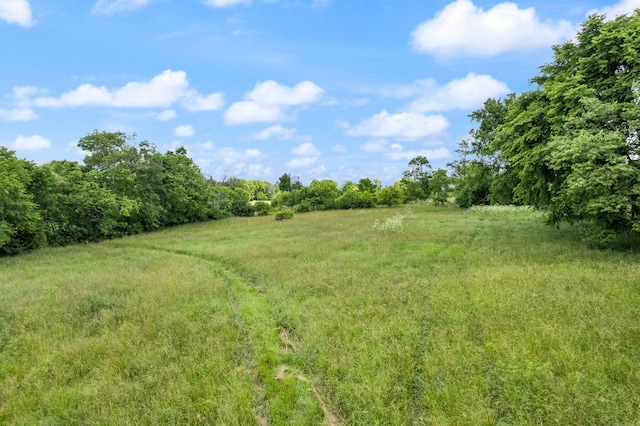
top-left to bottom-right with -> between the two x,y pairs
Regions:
467,205 -> 534,215
372,214 -> 406,233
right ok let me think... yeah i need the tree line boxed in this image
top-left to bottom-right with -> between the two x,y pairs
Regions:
0,131 -> 453,257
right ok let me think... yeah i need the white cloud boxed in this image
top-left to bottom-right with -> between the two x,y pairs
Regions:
91,0 -> 152,15
11,86 -> 42,107
0,0 -> 35,27
332,144 -> 347,153
253,124 -> 297,140
347,110 -> 449,140
204,0 -> 251,7
183,92 -> 224,111
186,143 -> 271,180
156,109 -> 177,121
225,80 -> 324,125
247,80 -> 324,106
291,142 -> 321,157
174,124 -> 195,137
386,147 -> 450,162
360,139 -> 389,153
28,70 -> 224,111
217,147 -> 264,165
0,108 -> 37,121
381,73 -> 509,113
245,164 -> 273,179
287,142 -> 322,169
589,0 -> 640,19
360,139 -> 450,162
11,134 -> 51,151
287,156 -> 319,169
225,102 -> 284,125
411,0 -> 574,58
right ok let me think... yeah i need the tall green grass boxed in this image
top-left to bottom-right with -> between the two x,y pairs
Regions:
1,205 -> 639,424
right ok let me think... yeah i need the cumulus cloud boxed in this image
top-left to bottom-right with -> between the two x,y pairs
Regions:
0,108 -> 38,121
247,80 -> 324,106
183,92 -> 224,111
91,0 -> 152,15
26,70 -> 223,112
253,124 -> 297,140
361,139 -> 389,153
360,139 -> 450,162
225,102 -> 284,125
346,110 -> 449,140
332,144 -> 347,153
186,142 -> 271,180
286,142 -> 322,169
287,156 -> 319,169
174,124 -> 195,137
381,73 -> 509,113
0,0 -> 35,27
156,109 -> 177,121
411,0 -> 574,58
385,147 -> 450,162
589,0 -> 640,19
11,134 -> 51,151
291,142 -> 321,157
225,80 -> 324,125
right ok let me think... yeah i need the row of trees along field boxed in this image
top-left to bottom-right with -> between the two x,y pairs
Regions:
0,130 -> 452,257
449,11 -> 640,243
2,11 -> 639,255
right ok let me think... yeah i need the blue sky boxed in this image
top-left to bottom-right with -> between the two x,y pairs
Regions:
1,0 -> 638,185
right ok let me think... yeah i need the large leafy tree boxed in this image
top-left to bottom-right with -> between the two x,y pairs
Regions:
484,12 -> 640,238
451,96 -> 518,207
0,148 -> 44,255
402,156 -> 432,201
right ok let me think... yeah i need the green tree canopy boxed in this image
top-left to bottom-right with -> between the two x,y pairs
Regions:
466,11 -> 640,240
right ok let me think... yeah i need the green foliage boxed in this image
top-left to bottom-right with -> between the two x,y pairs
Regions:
254,201 -> 272,216
275,210 -> 294,220
357,177 -> 379,193
336,189 -> 375,209
459,11 -> 640,241
0,147 -> 45,256
377,185 -> 404,207
430,169 -> 451,205
270,190 -> 292,209
294,200 -> 311,213
402,155 -> 432,201
306,179 -> 339,211
39,161 -> 126,245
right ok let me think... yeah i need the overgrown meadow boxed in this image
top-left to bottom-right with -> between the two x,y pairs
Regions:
1,205 -> 639,425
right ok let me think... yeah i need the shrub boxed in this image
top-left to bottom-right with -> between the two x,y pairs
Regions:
295,201 -> 311,213
275,210 -> 294,220
231,201 -> 256,217
336,190 -> 375,209
254,201 -> 271,216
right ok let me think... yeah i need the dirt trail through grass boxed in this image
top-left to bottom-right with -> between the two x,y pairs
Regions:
141,244 -> 336,425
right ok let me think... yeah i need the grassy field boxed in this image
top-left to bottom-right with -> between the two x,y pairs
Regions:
1,204 -> 639,425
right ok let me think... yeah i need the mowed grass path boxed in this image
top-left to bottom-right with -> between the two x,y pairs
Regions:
1,205 -> 640,424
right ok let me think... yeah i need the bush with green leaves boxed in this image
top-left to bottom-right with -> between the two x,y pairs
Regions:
254,201 -> 272,216
336,189 -> 375,209
275,210 -> 294,220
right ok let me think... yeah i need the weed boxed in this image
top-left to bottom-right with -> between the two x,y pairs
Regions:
372,214 -> 406,233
